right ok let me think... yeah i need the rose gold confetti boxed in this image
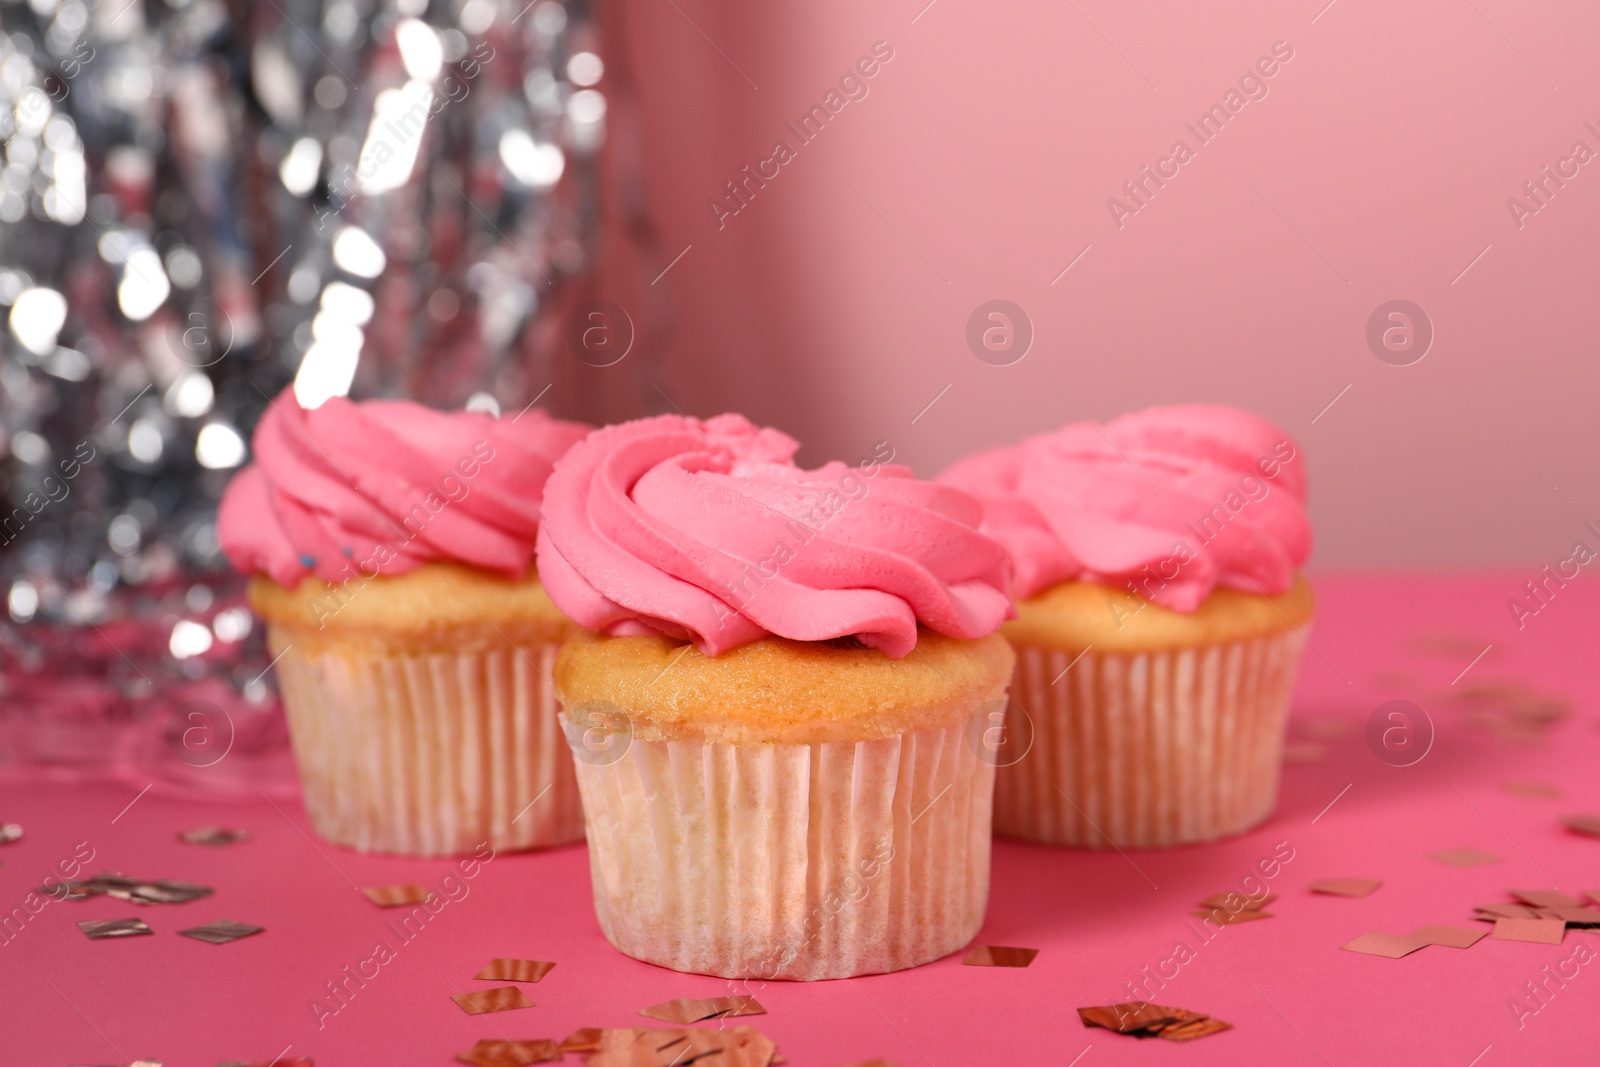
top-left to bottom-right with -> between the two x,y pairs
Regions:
0,823 -> 22,844
1161,1017 -> 1234,1041
639,996 -> 766,1024
961,945 -> 1039,967
1502,781 -> 1562,798
1197,892 -> 1276,911
1510,889 -> 1581,909
475,958 -> 556,984
559,1029 -> 604,1053
451,987 -> 535,1015
582,1026 -> 777,1067
1563,815 -> 1600,837
78,917 -> 153,939
1493,918 -> 1566,944
1281,742 -> 1328,764
362,884 -> 434,908
1077,1002 -> 1228,1041
1310,879 -> 1382,898
455,1039 -> 562,1066
1475,903 -> 1542,921
1194,906 -> 1273,926
1342,932 -> 1428,958
179,920 -> 264,944
1540,905 -> 1600,926
1428,847 -> 1501,867
1414,925 -> 1487,949
179,826 -> 252,846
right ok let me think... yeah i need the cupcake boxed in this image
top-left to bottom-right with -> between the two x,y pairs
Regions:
941,405 -> 1314,849
536,414 -> 1015,980
218,388 -> 590,856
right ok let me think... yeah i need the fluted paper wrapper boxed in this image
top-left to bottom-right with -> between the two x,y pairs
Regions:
994,628 -> 1306,848
567,715 -> 994,980
269,626 -> 584,856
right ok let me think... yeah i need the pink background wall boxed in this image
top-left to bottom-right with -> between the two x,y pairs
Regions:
599,0 -> 1600,569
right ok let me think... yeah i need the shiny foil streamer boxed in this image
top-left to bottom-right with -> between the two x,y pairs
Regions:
0,1 -> 636,786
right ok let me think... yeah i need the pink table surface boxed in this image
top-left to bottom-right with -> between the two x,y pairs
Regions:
4,574 -> 1597,1067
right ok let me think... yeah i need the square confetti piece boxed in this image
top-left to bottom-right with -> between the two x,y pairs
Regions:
451,987 -> 535,1015
179,920 -> 264,944
1310,879 -> 1382,898
1564,815 -> 1600,837
78,918 -> 153,939
361,885 -> 434,908
1510,889 -> 1581,908
962,945 -> 1039,967
1414,925 -> 1487,949
455,1039 -> 561,1066
640,996 -> 766,1024
1494,918 -> 1566,944
474,958 -> 556,983
1502,781 -> 1562,798
1428,848 -> 1501,867
1342,933 -> 1428,958
179,827 -> 252,846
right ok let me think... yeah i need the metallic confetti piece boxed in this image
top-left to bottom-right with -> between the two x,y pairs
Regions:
1563,815 -> 1600,837
1414,925 -> 1488,949
0,823 -> 21,844
179,827 -> 252,846
78,917 -> 154,939
127,880 -> 214,905
1475,902 -> 1542,921
179,920 -> 264,944
1510,889 -> 1581,909
1341,932 -> 1429,958
1194,906 -> 1274,926
1160,1016 -> 1234,1041
1197,892 -> 1276,911
1494,918 -> 1566,944
456,1039 -> 562,1066
639,996 -> 767,1024
961,945 -> 1039,968
560,1029 -> 605,1053
362,885 -> 435,908
1078,1002 -> 1188,1034
583,1026 -> 777,1067
474,958 -> 557,984
1078,1002 -> 1225,1041
1543,905 -> 1600,926
451,987 -> 536,1016
1502,781 -> 1562,798
1309,879 -> 1383,898
1428,847 -> 1501,867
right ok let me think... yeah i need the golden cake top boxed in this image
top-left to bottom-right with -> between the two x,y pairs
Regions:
554,629 -> 1014,745
1003,573 -> 1316,652
248,562 -> 572,652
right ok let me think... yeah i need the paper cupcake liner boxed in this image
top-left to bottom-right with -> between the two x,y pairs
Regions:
566,715 -> 994,980
994,629 -> 1307,848
270,628 -> 584,856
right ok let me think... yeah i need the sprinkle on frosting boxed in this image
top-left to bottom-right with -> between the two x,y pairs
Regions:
939,405 -> 1311,611
218,387 -> 590,588
535,413 -> 1014,657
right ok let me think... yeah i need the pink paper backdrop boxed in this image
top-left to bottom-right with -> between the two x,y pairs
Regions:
599,0 -> 1600,568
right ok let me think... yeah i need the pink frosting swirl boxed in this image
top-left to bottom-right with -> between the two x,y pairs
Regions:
939,405 -> 1311,611
219,388 -> 590,587
535,414 -> 1014,658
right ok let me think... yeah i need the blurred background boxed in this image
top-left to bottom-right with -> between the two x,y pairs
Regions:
0,0 -> 1594,785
